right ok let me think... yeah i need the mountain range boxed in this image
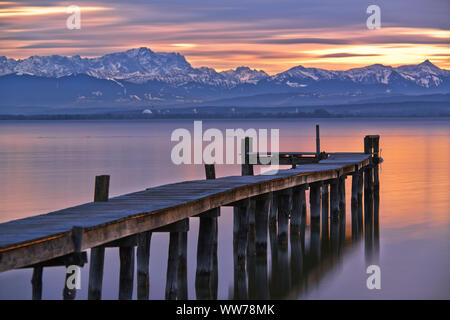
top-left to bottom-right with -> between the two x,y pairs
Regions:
1,47 -> 450,112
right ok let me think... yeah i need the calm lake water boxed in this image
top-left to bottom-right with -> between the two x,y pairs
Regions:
0,118 -> 449,299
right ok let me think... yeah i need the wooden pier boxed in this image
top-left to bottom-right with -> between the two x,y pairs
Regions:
0,128 -> 380,300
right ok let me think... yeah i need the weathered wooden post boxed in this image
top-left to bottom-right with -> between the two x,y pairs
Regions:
254,194 -> 270,256
233,199 -> 251,300
339,175 -> 346,217
291,185 -> 307,234
290,225 -> 304,287
166,232 -> 180,300
277,190 -> 291,247
195,164 -> 219,299
329,179 -> 340,219
269,192 -> 278,228
178,231 -> 188,300
88,175 -> 109,300
372,136 -> 380,192
321,183 -> 329,241
137,231 -> 152,300
31,266 -> 43,300
316,124 -> 320,159
310,218 -> 321,264
351,168 -> 360,239
118,246 -> 135,300
241,137 -> 254,176
309,182 -> 322,221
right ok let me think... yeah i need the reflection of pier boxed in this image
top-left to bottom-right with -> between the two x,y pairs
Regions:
0,128 -> 380,300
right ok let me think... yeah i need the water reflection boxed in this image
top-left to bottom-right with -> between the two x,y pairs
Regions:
225,174 -> 380,300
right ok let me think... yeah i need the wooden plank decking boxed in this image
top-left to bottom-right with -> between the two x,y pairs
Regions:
0,152 -> 370,272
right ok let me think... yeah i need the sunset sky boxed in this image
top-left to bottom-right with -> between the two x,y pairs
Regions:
0,0 -> 449,74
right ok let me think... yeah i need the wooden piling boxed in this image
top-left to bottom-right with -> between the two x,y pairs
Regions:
339,175 -> 346,218
255,194 -> 270,255
31,266 -> 43,300
269,192 -> 278,228
277,191 -> 291,247
195,215 -> 215,298
178,231 -> 188,300
309,182 -> 321,220
351,171 -> 359,239
137,231 -> 151,300
118,246 -> 135,300
330,179 -> 340,219
166,232 -> 180,300
241,137 -> 254,176
316,124 -> 320,159
321,183 -> 329,241
88,175 -> 109,300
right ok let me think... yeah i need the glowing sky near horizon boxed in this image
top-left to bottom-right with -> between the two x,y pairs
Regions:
0,0 -> 449,73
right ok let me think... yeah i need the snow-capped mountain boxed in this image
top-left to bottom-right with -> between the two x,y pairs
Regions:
220,66 -> 268,84
1,47 -> 449,109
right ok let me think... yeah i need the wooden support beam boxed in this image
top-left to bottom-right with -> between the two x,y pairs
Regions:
118,246 -> 135,300
316,124 -> 320,159
166,232 -> 180,300
178,231 -> 188,300
330,179 -> 340,219
31,266 -> 43,300
195,215 -> 215,297
309,182 -> 322,220
351,170 -> 359,239
136,231 -> 151,300
103,234 -> 138,247
277,190 -> 291,247
152,219 -> 189,233
23,252 -> 87,269
88,246 -> 105,300
339,175 -> 346,218
291,185 -> 307,234
254,194 -> 270,255
321,183 -> 329,241
88,174 -> 109,300
269,192 -> 278,228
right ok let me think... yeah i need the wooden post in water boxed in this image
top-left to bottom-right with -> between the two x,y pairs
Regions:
136,231 -> 151,300
321,183 -> 329,241
255,194 -> 270,256
330,179 -> 340,220
339,175 -> 346,218
31,266 -> 43,300
178,231 -> 188,300
372,136 -> 380,192
269,192 -> 278,228
241,137 -> 254,176
309,182 -> 322,220
291,185 -> 307,234
166,232 -> 180,300
196,215 -> 215,299
351,169 -> 360,239
118,246 -> 135,300
195,164 -> 218,299
88,175 -> 109,300
277,190 -> 291,247
315,124 -> 320,159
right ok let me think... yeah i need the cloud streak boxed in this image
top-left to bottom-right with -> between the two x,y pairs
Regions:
0,0 -> 448,72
